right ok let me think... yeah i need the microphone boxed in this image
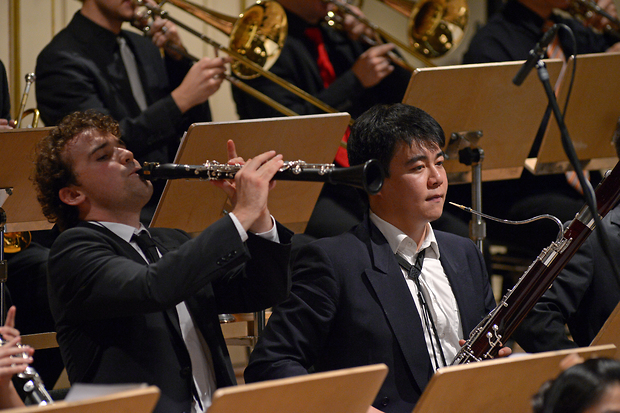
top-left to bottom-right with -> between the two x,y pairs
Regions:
513,24 -> 560,86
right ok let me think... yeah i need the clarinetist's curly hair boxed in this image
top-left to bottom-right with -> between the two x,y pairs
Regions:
32,110 -> 121,231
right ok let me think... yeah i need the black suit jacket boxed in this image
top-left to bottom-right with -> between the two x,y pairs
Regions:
48,217 -> 292,413
245,216 -> 495,413
515,204 -> 620,351
35,11 -> 211,165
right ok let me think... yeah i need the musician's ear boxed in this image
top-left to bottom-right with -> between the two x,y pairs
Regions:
59,186 -> 85,206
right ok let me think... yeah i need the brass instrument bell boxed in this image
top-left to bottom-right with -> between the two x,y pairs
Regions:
3,232 -> 32,254
158,0 -> 287,79
230,1 -> 288,79
407,0 -> 468,58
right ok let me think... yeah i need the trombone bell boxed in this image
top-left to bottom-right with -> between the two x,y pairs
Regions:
158,0 -> 287,80
408,0 -> 468,58
230,1 -> 288,79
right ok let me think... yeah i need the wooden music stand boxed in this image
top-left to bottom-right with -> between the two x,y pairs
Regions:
149,113 -> 351,233
413,344 -> 616,413
0,128 -> 54,232
591,300 -> 620,350
5,385 -> 160,413
526,52 -> 620,175
208,364 -> 388,413
402,60 -> 564,183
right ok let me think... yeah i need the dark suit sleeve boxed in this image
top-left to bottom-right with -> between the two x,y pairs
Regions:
211,222 -> 293,313
48,217 -> 253,321
244,241 -> 340,382
513,239 -> 594,352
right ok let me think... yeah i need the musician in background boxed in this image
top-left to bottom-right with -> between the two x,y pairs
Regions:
32,110 -> 292,413
0,60 -> 14,130
0,306 -> 33,409
463,0 -> 620,64
35,0 -> 231,222
244,103 -> 510,413
513,118 -> 620,352
531,357 -> 620,413
233,0 -> 410,122
456,0 -> 620,257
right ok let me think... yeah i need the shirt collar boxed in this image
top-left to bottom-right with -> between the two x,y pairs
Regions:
89,221 -> 148,243
369,211 -> 439,262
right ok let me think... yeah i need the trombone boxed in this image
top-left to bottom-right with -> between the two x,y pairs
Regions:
568,0 -> 620,39
324,0 -> 468,64
135,0 -> 342,117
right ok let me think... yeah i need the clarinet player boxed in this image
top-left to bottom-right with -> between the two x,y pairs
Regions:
32,110 -> 292,413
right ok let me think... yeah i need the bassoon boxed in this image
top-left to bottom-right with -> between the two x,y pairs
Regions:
452,160 -> 620,365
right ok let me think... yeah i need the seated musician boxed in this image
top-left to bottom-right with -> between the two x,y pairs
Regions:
532,357 -> 620,413
32,110 -> 293,413
514,119 -> 620,352
244,103 -> 510,413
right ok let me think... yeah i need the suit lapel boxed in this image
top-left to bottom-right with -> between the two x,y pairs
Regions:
362,219 -> 433,391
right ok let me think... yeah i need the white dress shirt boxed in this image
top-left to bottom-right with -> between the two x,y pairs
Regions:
369,212 -> 463,370
92,212 -> 279,411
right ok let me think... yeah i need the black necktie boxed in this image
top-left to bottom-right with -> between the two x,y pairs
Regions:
132,231 -> 160,263
131,231 -> 202,408
396,248 -> 447,368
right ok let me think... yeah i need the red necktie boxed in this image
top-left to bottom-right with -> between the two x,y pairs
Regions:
304,27 -> 337,88
305,27 -> 349,167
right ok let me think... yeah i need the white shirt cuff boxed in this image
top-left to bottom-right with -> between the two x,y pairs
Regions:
228,213 -> 279,243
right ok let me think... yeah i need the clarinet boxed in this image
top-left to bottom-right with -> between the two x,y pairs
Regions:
452,160 -> 620,365
0,338 -> 53,405
138,159 -> 385,195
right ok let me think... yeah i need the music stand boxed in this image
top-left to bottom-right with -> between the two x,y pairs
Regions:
0,128 -> 53,324
0,128 -> 53,232
402,59 -> 564,183
591,300 -> 620,350
526,52 -> 620,175
208,364 -> 388,413
402,60 -> 563,248
149,113 -> 351,234
5,385 -> 160,413
412,344 -> 616,413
